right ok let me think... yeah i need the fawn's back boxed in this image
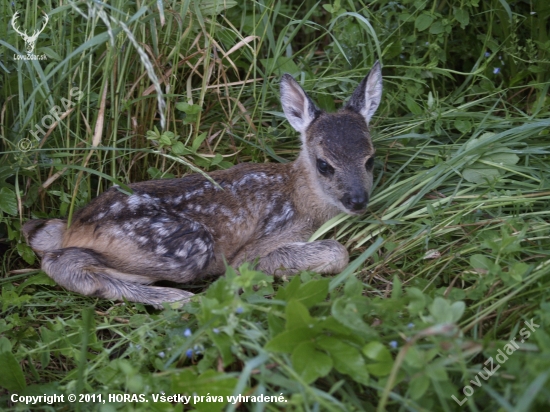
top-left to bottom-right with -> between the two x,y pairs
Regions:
23,62 -> 383,307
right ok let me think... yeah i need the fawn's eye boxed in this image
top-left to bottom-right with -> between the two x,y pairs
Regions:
317,159 -> 334,176
365,156 -> 375,172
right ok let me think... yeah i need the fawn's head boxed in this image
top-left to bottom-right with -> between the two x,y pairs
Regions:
280,62 -> 382,215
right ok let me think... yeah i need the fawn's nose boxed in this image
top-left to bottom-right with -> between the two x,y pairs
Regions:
341,192 -> 369,212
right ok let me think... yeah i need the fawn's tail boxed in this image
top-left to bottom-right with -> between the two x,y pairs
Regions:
22,219 -> 193,308
22,218 -> 67,255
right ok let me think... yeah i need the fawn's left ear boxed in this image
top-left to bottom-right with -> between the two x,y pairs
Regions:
345,61 -> 383,124
280,74 -> 321,135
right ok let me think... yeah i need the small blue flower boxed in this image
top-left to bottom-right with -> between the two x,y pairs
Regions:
484,52 -> 491,57
236,306 -> 244,314
425,42 -> 429,46
158,351 -> 165,358
186,349 -> 193,358
493,67 -> 501,74
184,328 -> 192,337
389,341 -> 398,349
407,323 -> 414,329
212,328 -> 220,334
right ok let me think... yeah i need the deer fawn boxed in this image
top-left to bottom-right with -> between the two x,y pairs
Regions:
23,62 -> 382,307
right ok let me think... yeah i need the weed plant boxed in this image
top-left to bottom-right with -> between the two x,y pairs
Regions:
1,0 -> 549,411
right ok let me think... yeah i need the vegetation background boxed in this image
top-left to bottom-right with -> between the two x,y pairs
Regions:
1,0 -> 549,410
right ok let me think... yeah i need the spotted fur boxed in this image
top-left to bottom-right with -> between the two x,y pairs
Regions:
23,62 -> 383,307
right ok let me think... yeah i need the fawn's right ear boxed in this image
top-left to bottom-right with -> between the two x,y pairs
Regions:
280,74 -> 321,135
345,61 -> 383,124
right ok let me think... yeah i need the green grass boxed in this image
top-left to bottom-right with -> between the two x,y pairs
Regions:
1,0 -> 550,410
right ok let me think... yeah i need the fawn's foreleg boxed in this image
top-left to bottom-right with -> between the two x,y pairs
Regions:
256,240 -> 349,276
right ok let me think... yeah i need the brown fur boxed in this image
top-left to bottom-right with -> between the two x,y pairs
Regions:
23,62 -> 383,307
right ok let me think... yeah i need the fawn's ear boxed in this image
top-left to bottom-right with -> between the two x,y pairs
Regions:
280,74 -> 321,135
345,61 -> 383,124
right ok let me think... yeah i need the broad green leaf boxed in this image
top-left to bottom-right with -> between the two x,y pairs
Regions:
210,333 -> 234,367
404,346 -> 424,368
453,8 -> 469,28
265,327 -> 317,353
429,21 -> 445,34
285,299 -> 314,331
449,301 -> 465,322
171,141 -> 188,155
415,14 -> 434,32
0,337 -> 11,352
0,337 -> 26,392
483,151 -> 519,165
363,341 -> 392,363
331,298 -> 376,339
176,102 -> 201,114
267,312 -> 285,336
344,276 -> 363,298
211,153 -> 223,166
292,279 -> 330,308
275,275 -> 301,301
159,134 -> 172,146
454,119 -> 472,134
16,243 -> 35,265
409,374 -> 430,400
192,132 -> 208,152
407,287 -> 426,315
509,262 -> 530,282
363,341 -> 393,377
405,94 -> 423,115
316,336 -> 369,385
463,167 -> 501,183
426,364 -> 448,381
430,296 -> 451,317
470,254 -> 493,272
292,342 -> 333,384
17,273 -> 56,291
0,187 -> 18,215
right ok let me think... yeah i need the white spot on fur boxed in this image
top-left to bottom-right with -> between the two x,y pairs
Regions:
205,204 -> 217,214
94,211 -> 107,221
195,253 -> 208,268
175,246 -> 189,258
137,236 -> 149,245
264,201 -> 295,234
127,194 -> 156,211
194,238 -> 207,253
110,201 -> 123,214
127,195 -> 141,208
185,189 -> 204,200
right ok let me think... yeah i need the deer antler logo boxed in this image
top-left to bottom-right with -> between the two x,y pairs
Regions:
11,11 -> 49,55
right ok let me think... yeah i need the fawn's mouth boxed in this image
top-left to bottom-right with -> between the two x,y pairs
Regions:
346,206 -> 368,215
340,194 -> 369,214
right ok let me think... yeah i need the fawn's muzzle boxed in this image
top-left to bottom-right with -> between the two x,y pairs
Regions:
341,191 -> 369,213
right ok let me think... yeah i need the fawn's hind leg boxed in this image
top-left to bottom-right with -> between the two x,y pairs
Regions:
256,240 -> 349,276
41,247 -> 194,308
